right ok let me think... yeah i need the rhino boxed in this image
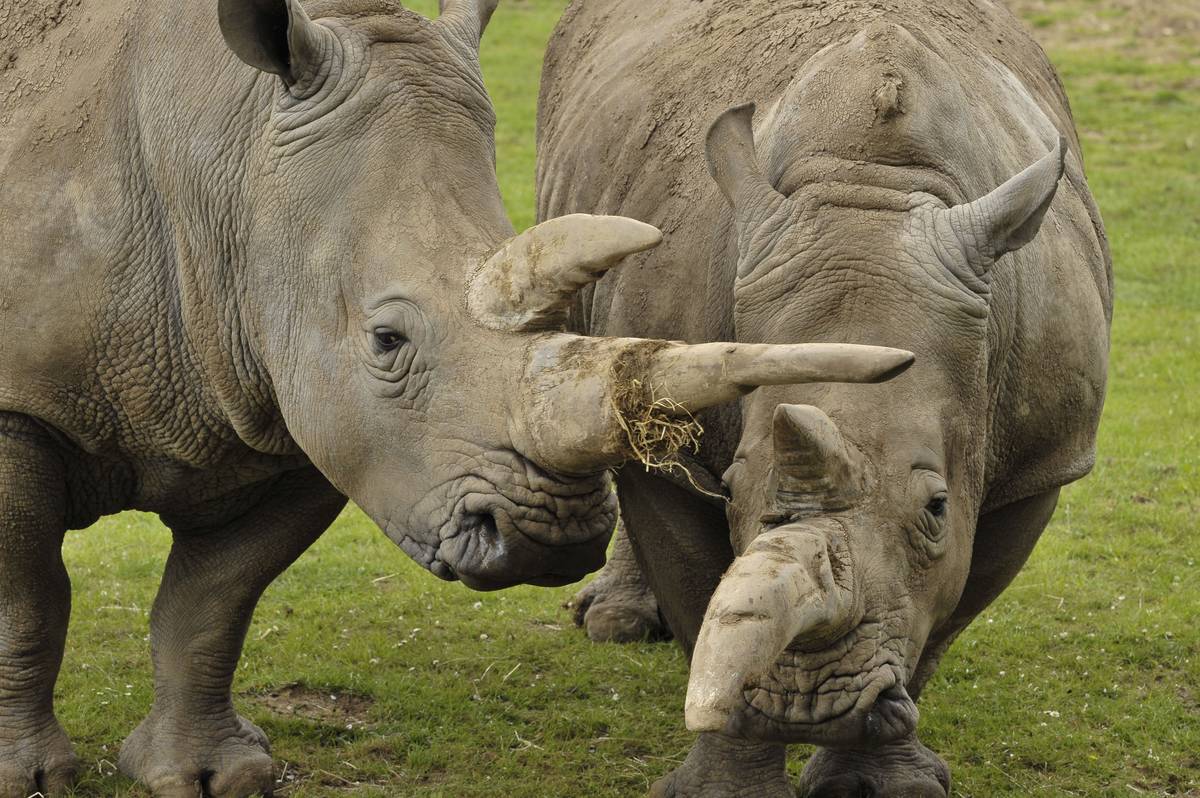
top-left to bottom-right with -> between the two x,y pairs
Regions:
0,0 -> 917,795
538,0 -> 1112,794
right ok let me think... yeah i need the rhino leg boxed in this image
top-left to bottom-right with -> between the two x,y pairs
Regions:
0,414 -> 79,798
569,517 -> 670,643
797,735 -> 949,798
650,733 -> 793,798
610,470 -> 790,797
119,470 -> 345,798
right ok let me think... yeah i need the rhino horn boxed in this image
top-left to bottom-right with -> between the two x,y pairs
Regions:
646,343 -> 914,413
770,404 -> 866,513
466,214 -> 663,333
438,0 -> 500,52
518,336 -> 913,475
937,137 -> 1067,278
685,524 -> 856,732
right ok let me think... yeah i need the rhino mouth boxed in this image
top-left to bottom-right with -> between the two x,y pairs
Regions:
436,499 -> 613,590
392,453 -> 616,591
723,621 -> 919,747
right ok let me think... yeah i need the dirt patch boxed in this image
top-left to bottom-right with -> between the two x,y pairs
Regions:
1007,0 -> 1200,63
250,682 -> 375,730
1179,684 -> 1199,714
0,0 -> 85,54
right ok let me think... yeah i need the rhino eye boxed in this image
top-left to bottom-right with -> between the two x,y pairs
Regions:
373,328 -> 406,353
926,495 -> 948,518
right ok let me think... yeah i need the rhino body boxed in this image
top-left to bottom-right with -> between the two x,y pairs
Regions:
0,0 -> 920,793
538,0 -> 1111,793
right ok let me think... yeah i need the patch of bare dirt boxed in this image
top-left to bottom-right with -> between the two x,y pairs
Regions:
1007,0 -> 1200,63
249,682 -> 375,730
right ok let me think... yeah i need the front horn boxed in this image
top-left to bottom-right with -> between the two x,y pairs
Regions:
686,523 -> 856,732
465,214 -> 663,333
518,335 -> 914,476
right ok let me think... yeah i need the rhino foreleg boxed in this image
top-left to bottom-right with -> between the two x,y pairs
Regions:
0,414 -> 79,798
609,470 -> 790,797
569,517 -> 670,643
650,733 -> 793,798
119,470 -> 345,798
797,735 -> 949,798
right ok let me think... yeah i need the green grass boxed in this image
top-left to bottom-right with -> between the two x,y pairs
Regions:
54,1 -> 1198,795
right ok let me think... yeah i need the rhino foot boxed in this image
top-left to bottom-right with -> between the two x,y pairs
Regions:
570,575 -> 667,643
798,735 -> 950,798
567,520 -> 670,643
0,718 -> 79,798
648,733 -> 794,798
119,710 -> 275,797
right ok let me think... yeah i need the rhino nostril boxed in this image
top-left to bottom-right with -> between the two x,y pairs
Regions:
462,511 -> 501,544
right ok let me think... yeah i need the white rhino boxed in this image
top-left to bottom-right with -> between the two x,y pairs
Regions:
0,0 -> 912,794
538,0 -> 1112,795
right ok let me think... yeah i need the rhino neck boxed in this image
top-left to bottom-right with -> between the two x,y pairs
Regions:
125,55 -> 304,459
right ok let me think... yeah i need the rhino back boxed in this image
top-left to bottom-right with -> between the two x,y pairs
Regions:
538,0 -> 1112,505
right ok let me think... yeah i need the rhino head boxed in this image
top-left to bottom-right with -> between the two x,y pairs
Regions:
685,90 -> 1067,742
216,0 -> 912,590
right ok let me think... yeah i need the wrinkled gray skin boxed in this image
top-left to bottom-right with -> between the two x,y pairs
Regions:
538,1 -> 1112,796
0,0 -> 895,794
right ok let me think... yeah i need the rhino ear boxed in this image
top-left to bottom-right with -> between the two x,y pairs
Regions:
705,103 -> 791,278
937,137 -> 1067,279
438,0 -> 499,53
218,0 -> 332,87
706,103 -> 763,205
705,103 -> 786,211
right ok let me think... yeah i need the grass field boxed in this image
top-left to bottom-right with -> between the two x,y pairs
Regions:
55,1 -> 1198,796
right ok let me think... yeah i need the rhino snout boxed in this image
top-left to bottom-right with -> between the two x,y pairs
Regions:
391,463 -> 616,591
440,497 -> 614,591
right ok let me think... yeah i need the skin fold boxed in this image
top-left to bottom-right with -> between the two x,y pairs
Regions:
0,0 -> 911,794
537,1 -> 1112,796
